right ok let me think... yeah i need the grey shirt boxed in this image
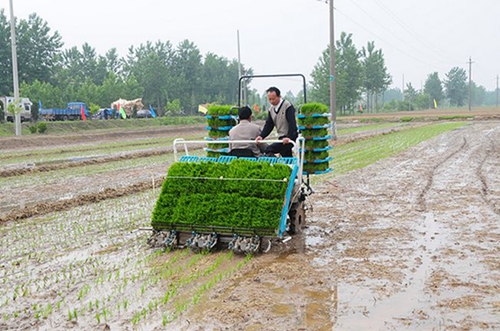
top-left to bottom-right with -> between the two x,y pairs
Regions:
229,120 -> 263,156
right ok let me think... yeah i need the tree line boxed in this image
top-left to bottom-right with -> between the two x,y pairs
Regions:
309,32 -> 496,113
0,10 -> 253,117
0,11 -> 496,121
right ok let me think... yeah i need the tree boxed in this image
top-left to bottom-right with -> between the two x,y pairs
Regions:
124,41 -> 174,112
471,82 -> 486,106
165,99 -> 182,115
383,88 -> 402,103
413,93 -> 431,110
444,67 -> 467,107
424,72 -> 443,108
310,32 -> 363,114
335,32 -> 363,114
201,52 -> 243,105
54,43 -> 109,88
404,83 -> 418,111
0,10 -> 12,95
19,79 -> 63,108
15,13 -> 63,85
309,48 -> 330,106
104,48 -> 121,74
360,41 -> 392,112
170,40 -> 203,114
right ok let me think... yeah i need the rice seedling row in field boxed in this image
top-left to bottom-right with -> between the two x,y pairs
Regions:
0,134 -> 203,167
0,153 -> 175,190
0,187 -> 253,329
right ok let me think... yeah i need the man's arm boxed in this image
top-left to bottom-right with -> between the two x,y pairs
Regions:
259,112 -> 274,139
285,105 -> 298,140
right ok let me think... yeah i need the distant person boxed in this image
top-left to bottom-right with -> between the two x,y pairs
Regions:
229,106 -> 265,157
255,86 -> 298,157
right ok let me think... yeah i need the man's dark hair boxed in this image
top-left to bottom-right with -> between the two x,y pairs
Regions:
266,86 -> 281,96
238,106 -> 252,120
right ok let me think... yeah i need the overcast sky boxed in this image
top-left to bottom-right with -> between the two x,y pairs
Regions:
4,0 -> 500,96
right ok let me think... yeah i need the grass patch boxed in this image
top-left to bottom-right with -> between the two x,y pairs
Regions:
400,116 -> 413,122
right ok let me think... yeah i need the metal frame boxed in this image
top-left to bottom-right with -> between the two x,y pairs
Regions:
173,138 -> 304,185
237,73 -> 307,107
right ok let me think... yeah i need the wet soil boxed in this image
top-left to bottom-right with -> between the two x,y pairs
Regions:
165,121 -> 500,330
1,119 -> 499,330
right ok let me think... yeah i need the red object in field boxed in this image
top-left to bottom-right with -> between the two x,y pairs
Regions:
81,104 -> 87,121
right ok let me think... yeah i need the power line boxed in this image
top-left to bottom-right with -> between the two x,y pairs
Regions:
334,7 -> 449,71
349,0 -> 454,67
372,0 -> 462,64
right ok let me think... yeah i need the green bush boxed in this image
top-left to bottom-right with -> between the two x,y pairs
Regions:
37,122 -> 47,133
28,125 -> 37,134
400,117 -> 414,122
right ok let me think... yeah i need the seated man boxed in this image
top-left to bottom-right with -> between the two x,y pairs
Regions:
229,106 -> 265,157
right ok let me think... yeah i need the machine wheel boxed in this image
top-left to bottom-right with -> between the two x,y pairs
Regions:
288,201 -> 306,234
63,115 -> 69,121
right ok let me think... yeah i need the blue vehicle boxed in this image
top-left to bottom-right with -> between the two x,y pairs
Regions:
93,108 -> 113,120
39,102 -> 90,121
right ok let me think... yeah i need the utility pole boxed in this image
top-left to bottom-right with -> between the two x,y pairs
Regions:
237,30 -> 246,105
468,56 -> 474,111
329,0 -> 337,140
9,0 -> 21,136
496,75 -> 499,108
402,74 -> 405,101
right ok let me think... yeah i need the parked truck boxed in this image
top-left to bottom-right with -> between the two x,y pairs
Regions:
0,96 -> 33,122
39,102 -> 90,121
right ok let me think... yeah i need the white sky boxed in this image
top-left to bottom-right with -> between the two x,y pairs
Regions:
3,0 -> 500,96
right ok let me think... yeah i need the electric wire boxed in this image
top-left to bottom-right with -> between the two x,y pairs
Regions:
372,0 -> 462,64
350,0 -> 455,66
334,7 -> 450,72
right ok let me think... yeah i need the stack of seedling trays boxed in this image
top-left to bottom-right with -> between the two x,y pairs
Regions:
205,105 -> 238,158
298,103 -> 333,175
